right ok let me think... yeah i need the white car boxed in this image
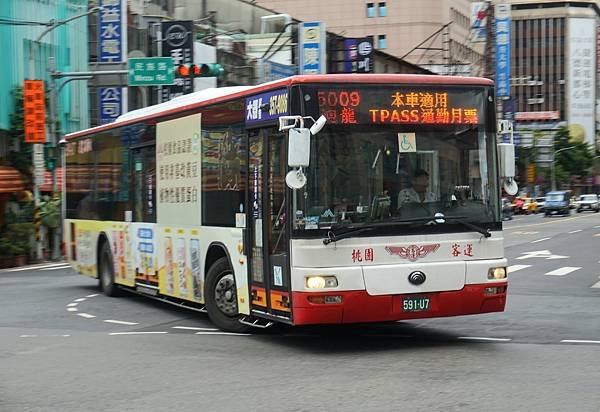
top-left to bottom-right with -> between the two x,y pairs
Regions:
576,194 -> 600,213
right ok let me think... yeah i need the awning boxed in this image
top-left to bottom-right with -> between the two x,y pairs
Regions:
0,166 -> 25,194
40,167 -> 63,192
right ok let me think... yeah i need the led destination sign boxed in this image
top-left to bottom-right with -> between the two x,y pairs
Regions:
314,86 -> 485,126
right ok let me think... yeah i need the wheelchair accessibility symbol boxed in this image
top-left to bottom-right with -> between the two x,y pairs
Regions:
397,132 -> 416,153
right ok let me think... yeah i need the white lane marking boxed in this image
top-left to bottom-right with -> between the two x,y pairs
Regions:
67,308 -> 78,312
77,313 -> 96,319
458,336 -> 511,342
86,294 -> 99,298
508,264 -> 531,273
568,229 -> 582,234
66,303 -> 78,307
594,225 -> 600,229
20,335 -> 38,338
195,332 -> 252,336
561,340 -> 600,344
516,250 -> 568,260
531,237 -> 551,243
544,267 -> 581,277
74,298 -> 86,302
591,280 -> 600,289
172,326 -> 219,331
40,265 -> 71,271
109,332 -> 168,335
50,334 -> 71,337
4,262 -> 69,272
104,320 -> 139,326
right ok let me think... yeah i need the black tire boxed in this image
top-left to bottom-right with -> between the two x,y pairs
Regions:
204,257 -> 251,333
98,241 -> 119,297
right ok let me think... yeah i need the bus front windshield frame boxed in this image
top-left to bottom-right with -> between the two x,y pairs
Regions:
291,84 -> 500,237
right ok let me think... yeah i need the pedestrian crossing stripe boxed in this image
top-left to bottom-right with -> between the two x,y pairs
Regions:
544,267 -> 581,276
508,265 -> 531,273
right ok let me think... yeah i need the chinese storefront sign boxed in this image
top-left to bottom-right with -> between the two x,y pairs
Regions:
495,4 -> 511,98
343,38 -> 373,73
245,89 -> 288,125
99,87 -> 122,124
23,80 -> 46,143
298,22 -> 326,74
156,113 -> 202,226
470,2 -> 488,43
567,17 -> 596,146
161,21 -> 194,101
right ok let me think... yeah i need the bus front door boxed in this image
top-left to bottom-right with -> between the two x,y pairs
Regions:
248,128 -> 292,323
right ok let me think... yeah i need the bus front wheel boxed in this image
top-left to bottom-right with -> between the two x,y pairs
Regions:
98,241 -> 119,297
204,257 -> 251,333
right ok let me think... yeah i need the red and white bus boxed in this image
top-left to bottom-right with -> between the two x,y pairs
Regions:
63,74 -> 513,332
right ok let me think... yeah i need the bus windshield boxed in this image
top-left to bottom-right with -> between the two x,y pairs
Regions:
292,84 -> 500,232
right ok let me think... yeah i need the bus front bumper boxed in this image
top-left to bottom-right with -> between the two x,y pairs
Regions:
291,283 -> 507,325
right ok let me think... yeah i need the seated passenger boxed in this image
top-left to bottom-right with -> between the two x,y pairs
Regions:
397,169 -> 437,206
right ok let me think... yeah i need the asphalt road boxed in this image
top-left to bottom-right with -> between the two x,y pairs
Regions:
1,213 -> 600,411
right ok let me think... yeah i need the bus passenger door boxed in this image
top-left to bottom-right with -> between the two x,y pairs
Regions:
247,128 -> 292,322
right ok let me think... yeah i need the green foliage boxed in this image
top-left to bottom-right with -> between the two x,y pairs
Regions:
554,126 -> 594,184
0,223 -> 35,257
6,86 -> 33,178
39,195 -> 61,228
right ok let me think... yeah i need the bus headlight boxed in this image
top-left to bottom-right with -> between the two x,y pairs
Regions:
306,275 -> 338,289
488,267 -> 507,280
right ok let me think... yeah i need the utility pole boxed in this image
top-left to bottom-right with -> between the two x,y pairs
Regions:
26,6 -> 101,261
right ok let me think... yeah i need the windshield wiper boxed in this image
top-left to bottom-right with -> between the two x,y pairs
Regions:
323,227 -> 375,245
443,216 -> 491,238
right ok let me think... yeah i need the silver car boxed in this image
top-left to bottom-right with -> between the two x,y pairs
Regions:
576,194 -> 600,213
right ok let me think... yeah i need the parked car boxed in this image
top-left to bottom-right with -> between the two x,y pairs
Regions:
576,194 -> 600,213
544,191 -> 571,216
502,198 -> 513,220
536,197 -> 546,212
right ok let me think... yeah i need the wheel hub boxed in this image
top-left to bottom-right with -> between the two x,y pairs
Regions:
214,273 -> 237,316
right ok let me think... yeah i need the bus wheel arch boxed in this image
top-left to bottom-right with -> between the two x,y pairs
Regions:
204,244 -> 250,333
97,233 -> 119,297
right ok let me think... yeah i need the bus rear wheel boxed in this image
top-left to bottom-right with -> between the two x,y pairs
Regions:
204,257 -> 251,333
98,241 -> 119,297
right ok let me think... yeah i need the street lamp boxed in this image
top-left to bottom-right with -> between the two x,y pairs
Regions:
551,146 -> 576,191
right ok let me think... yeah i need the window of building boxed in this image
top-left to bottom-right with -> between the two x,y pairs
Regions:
378,34 -> 387,49
378,2 -> 387,17
366,3 -> 375,17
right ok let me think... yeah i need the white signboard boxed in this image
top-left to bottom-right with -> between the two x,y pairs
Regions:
568,18 -> 596,145
33,143 -> 44,186
156,114 -> 202,226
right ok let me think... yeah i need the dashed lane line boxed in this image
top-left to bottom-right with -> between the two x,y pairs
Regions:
457,337 -> 512,342
104,320 -> 139,326
172,326 -> 218,331
40,265 -> 71,271
531,237 -> 551,243
109,332 -> 168,336
508,264 -> 531,273
561,340 -> 600,345
568,229 -> 582,234
544,267 -> 581,277
2,262 -> 69,272
76,313 -> 96,319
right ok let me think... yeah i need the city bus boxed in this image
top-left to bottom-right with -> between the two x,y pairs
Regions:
63,74 -> 513,332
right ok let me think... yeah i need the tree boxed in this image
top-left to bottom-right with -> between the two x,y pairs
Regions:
553,126 -> 594,185
7,86 -> 33,179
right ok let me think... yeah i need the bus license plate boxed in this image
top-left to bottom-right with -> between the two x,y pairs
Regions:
402,296 -> 430,312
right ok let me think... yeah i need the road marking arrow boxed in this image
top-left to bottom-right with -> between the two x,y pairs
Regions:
516,250 -> 568,260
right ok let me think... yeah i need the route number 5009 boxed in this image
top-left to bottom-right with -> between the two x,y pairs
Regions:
317,90 -> 361,107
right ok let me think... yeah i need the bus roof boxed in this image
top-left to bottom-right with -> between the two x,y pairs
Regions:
65,74 -> 494,140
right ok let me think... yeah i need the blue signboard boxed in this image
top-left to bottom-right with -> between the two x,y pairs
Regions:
299,22 -> 326,74
98,0 -> 125,62
99,87 -> 122,124
495,4 -> 511,98
343,38 -> 373,73
263,60 -> 296,81
246,89 -> 288,125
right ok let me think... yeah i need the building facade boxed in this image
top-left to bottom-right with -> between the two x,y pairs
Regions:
0,0 -> 90,148
252,0 -> 484,75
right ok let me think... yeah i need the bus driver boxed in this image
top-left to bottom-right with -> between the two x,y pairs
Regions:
397,169 -> 437,206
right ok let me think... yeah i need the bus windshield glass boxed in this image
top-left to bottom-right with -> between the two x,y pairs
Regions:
292,84 -> 499,233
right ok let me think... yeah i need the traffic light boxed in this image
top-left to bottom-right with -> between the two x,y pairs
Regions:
44,143 -> 56,171
175,63 -> 224,78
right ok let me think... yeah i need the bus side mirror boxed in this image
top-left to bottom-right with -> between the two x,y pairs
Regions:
498,142 -> 518,195
288,127 -> 310,168
286,128 -> 311,189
